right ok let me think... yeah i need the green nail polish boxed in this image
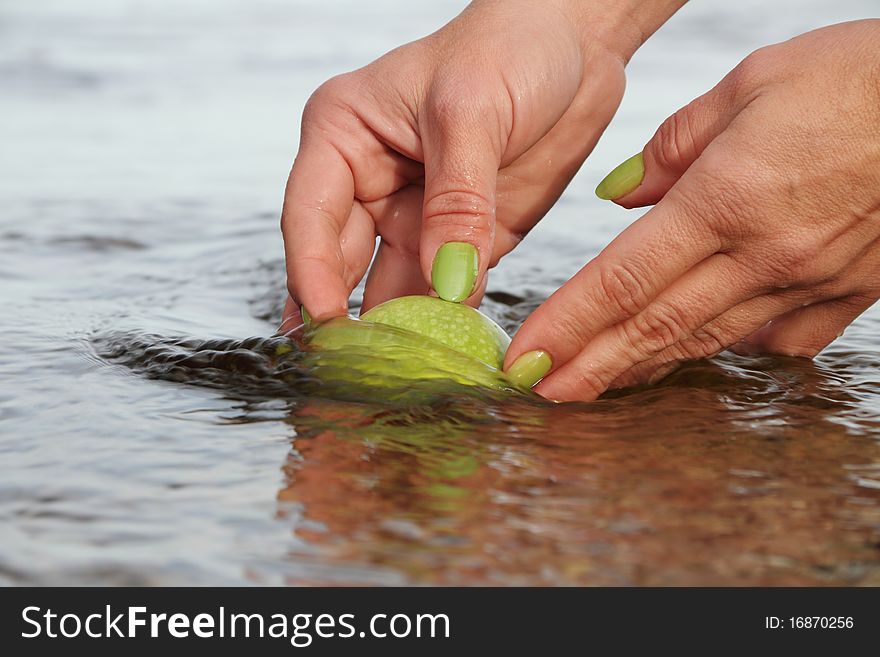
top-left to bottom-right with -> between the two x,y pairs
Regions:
595,152 -> 645,200
506,350 -> 552,389
300,305 -> 312,325
431,242 -> 478,303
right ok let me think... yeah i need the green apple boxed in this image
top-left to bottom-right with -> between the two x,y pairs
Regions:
360,295 -> 510,369
303,296 -> 513,392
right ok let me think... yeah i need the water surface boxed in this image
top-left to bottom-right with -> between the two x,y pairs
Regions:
2,0 -> 879,585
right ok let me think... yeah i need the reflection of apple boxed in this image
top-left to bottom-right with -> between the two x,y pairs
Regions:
361,296 -> 510,369
304,296 -> 513,392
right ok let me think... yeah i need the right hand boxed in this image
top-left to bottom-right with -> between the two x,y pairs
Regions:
280,0 -> 669,325
505,20 -> 880,400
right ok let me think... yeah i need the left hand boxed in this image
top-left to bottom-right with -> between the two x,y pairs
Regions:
505,20 -> 880,401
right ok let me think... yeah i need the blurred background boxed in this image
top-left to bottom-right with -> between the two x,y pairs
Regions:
1,1 -> 878,585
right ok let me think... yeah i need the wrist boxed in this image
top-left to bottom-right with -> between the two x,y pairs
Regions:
554,0 -> 687,62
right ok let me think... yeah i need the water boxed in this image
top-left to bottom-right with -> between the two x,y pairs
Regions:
2,0 -> 879,585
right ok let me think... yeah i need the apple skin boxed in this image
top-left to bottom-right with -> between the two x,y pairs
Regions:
361,295 -> 510,369
302,296 -> 514,392
305,316 -> 511,392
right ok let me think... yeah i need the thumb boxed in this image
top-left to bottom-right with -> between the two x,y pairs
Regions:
419,93 -> 502,303
596,65 -> 753,209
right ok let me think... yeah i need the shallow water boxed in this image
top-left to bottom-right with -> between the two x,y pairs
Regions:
2,0 -> 880,585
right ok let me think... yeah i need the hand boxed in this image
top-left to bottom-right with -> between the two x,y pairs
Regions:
505,21 -> 880,400
280,0 -> 686,326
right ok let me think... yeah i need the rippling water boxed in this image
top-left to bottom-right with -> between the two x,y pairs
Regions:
2,0 -> 879,585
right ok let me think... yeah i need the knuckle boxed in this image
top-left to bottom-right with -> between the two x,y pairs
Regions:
621,302 -> 690,355
428,76 -> 493,121
289,198 -> 339,231
683,323 -> 729,358
302,74 -> 358,127
425,74 -> 510,145
790,254 -> 831,287
753,240 -> 828,289
651,108 -> 700,173
728,45 -> 779,90
751,253 -> 797,289
666,167 -> 754,240
423,188 -> 496,237
550,311 -> 592,353
596,262 -> 651,317
309,73 -> 352,104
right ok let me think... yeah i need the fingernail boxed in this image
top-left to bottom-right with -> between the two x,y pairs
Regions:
595,152 -> 644,200
300,305 -> 312,325
506,350 -> 552,389
431,242 -> 478,303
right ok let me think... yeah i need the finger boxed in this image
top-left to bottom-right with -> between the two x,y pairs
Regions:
338,201 -> 377,288
305,76 -> 424,203
735,232 -> 880,356
533,252 -> 760,400
608,291 -> 809,389
505,203 -> 723,373
278,295 -> 304,336
361,185 -> 427,312
361,241 -> 428,313
283,78 -> 423,322
418,89 -> 503,302
736,295 -> 876,358
362,178 -> 490,312
609,361 -> 682,390
281,139 -> 356,321
600,62 -> 755,208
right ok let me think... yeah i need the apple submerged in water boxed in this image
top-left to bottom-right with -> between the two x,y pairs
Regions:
360,295 -> 510,369
304,295 -> 511,391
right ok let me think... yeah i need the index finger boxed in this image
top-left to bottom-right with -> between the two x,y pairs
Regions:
504,199 -> 722,372
281,137 -> 355,321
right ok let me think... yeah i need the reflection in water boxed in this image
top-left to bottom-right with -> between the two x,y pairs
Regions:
98,329 -> 880,585
3,0 -> 880,586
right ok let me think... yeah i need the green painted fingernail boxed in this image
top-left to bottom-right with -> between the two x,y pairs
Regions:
506,350 -> 552,389
431,242 -> 478,303
300,305 -> 312,325
595,152 -> 644,200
